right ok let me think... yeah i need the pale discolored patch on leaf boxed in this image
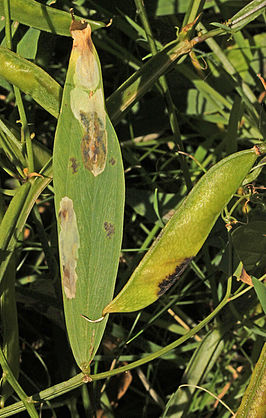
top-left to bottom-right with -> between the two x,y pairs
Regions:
58,197 -> 80,299
71,21 -> 99,90
70,22 -> 107,177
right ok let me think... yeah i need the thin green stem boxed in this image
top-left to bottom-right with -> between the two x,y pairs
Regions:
228,194 -> 251,218
3,0 -> 12,48
198,23 -> 261,128
3,0 -> 34,173
134,0 -> 192,190
15,93 -> 34,173
0,347 -> 38,417
92,277 -> 232,380
0,277 -> 233,416
229,274 -> 266,302
134,0 -> 157,56
0,158 -> 52,295
0,129 -> 25,178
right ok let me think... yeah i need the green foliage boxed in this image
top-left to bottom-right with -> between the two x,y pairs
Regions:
0,0 -> 265,416
103,148 -> 264,315
53,19 -> 125,371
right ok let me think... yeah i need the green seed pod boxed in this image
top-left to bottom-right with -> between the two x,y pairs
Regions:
102,145 -> 265,315
236,343 -> 266,418
0,47 -> 61,118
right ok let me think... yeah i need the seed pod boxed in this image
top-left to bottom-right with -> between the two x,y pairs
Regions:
53,17 -> 124,371
103,145 -> 265,315
0,46 -> 61,118
236,343 -> 266,417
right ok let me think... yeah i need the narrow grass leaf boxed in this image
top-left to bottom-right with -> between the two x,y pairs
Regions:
0,159 -> 53,296
0,0 -> 105,37
162,328 -> 224,418
0,199 -> 19,406
230,0 -> 266,31
17,27 -> 40,60
0,256 -> 19,407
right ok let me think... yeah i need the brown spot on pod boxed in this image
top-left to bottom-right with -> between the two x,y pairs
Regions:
157,257 -> 193,297
58,197 -> 80,299
69,157 -> 80,174
104,221 -> 115,238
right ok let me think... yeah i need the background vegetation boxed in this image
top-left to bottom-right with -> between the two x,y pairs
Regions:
0,0 -> 265,416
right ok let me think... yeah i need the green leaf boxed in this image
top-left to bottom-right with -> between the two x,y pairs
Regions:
252,277 -> 266,314
53,20 -> 125,371
0,0 -> 105,37
0,160 -> 53,296
230,0 -> 266,31
232,221 -> 266,276
17,27 -> 40,60
162,328 -> 224,418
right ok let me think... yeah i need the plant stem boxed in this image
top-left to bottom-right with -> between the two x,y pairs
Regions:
0,347 -> 38,417
92,277 -> 232,379
3,0 -> 34,173
0,277 -> 233,415
134,0 -> 192,190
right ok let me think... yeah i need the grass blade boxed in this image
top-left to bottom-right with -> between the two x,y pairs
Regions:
0,0 -> 105,36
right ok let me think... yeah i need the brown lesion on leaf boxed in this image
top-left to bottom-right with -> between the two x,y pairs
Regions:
109,157 -> 116,166
69,157 -> 80,174
70,12 -> 93,54
157,257 -> 193,297
80,111 -> 91,131
70,10 -> 88,32
80,110 -> 107,176
59,208 -> 68,220
104,221 -> 115,238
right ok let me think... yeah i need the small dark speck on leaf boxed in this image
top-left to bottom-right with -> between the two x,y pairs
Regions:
59,209 -> 68,220
157,257 -> 193,296
104,221 -> 115,238
109,157 -> 116,166
70,157 -> 80,174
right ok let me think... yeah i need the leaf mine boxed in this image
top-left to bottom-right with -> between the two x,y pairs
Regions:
69,21 -> 107,176
58,197 -> 80,299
